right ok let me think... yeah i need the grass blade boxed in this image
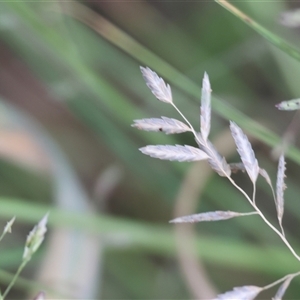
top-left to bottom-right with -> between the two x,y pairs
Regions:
19,0 -> 300,167
214,0 -> 300,62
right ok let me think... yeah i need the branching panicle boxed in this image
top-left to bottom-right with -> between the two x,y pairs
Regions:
134,66 -> 299,299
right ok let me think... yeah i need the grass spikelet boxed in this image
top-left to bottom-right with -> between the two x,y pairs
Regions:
229,121 -> 259,183
140,66 -> 172,104
33,291 -> 46,300
196,134 -> 231,177
132,117 -> 191,134
273,275 -> 293,300
170,211 -> 257,223
259,168 -> 272,186
23,213 -> 48,261
200,72 -> 211,141
276,155 -> 286,227
139,145 -> 209,162
214,285 -> 262,300
279,9 -> 300,28
275,99 -> 300,111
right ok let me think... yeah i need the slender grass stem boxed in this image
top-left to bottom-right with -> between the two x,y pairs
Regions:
171,103 -> 199,140
252,183 -> 256,205
0,232 -> 7,243
227,176 -> 300,262
280,222 -> 285,238
2,259 -> 28,299
262,271 -> 300,291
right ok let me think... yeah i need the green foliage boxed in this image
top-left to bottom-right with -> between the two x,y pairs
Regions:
1,1 -> 300,298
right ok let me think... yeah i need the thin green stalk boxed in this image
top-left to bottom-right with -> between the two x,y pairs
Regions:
2,259 -> 29,299
214,0 -> 300,62
0,232 -> 7,243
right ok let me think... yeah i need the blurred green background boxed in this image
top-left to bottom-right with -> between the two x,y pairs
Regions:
1,1 -> 300,299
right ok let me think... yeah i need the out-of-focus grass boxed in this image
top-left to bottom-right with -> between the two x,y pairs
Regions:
0,1 -> 300,299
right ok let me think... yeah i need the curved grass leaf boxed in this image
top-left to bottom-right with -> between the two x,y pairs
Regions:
0,198 -> 299,276
214,0 -> 300,62
13,0 -> 300,167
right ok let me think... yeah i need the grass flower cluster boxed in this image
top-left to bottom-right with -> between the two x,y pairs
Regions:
133,66 -> 300,299
0,214 -> 48,300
